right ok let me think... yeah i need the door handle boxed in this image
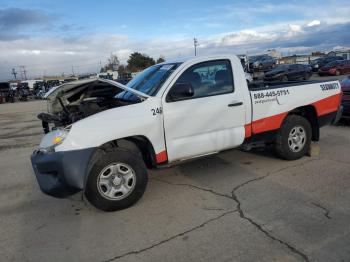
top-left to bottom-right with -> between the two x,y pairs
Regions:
228,101 -> 243,107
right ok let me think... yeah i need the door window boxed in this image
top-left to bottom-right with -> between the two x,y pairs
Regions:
167,60 -> 234,101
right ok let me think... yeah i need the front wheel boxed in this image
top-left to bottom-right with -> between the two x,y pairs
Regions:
303,73 -> 311,80
84,148 -> 148,211
281,75 -> 288,82
274,115 -> 312,160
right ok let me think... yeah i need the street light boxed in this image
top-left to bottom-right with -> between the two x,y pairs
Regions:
194,37 -> 199,56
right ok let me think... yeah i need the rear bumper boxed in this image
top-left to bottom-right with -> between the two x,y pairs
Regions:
318,71 -> 333,76
342,101 -> 350,119
31,147 -> 95,198
332,105 -> 344,124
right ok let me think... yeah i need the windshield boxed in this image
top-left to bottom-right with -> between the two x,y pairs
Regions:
324,60 -> 342,67
250,55 -> 266,62
116,63 -> 181,101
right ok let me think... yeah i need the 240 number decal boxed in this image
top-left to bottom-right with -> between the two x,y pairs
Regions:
151,107 -> 163,116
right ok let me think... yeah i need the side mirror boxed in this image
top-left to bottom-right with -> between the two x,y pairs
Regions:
167,82 -> 194,102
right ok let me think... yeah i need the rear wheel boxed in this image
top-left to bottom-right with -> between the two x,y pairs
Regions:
303,73 -> 311,80
84,148 -> 148,211
281,75 -> 288,82
274,115 -> 312,160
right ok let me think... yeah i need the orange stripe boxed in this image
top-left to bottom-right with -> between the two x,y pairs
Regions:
252,112 -> 288,134
312,93 -> 342,117
156,150 -> 168,164
244,124 -> 252,138
249,93 -> 341,135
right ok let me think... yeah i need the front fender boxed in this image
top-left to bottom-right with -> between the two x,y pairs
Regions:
55,97 -> 166,155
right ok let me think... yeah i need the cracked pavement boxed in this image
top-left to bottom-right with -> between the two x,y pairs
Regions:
1,100 -> 350,262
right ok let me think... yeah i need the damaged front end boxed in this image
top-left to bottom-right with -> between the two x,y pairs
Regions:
38,78 -> 146,133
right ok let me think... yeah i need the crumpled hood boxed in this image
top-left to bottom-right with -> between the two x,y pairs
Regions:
45,78 -> 149,114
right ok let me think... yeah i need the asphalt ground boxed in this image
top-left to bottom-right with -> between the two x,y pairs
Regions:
0,83 -> 349,262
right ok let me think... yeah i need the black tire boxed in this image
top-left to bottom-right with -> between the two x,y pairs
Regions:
281,75 -> 288,82
84,148 -> 148,211
274,115 -> 312,160
303,73 -> 310,80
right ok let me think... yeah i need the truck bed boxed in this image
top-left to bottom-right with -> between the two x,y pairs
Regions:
246,79 -> 341,137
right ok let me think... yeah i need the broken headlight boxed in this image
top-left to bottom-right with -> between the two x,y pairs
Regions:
39,128 -> 69,150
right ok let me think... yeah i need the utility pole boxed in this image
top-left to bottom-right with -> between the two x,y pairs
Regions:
19,66 -> 27,80
11,68 -> 17,79
71,65 -> 75,76
194,37 -> 199,56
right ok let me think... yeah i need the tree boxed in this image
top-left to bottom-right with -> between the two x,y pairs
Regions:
156,55 -> 165,64
117,64 -> 128,76
101,54 -> 120,72
127,52 -> 155,72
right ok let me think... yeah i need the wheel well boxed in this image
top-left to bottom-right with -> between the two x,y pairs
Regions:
289,105 -> 319,141
99,136 -> 157,168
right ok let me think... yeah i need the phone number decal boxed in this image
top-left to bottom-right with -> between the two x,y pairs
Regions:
253,89 -> 290,100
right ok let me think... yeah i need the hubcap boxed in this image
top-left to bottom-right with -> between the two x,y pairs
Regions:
288,126 -> 306,152
97,163 -> 136,200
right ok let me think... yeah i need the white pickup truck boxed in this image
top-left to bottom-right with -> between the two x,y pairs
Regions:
31,55 -> 343,211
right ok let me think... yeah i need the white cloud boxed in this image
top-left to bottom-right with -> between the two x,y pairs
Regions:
1,2 -> 350,80
289,24 -> 302,32
307,20 -> 321,27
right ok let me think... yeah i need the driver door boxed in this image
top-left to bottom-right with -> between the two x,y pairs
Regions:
162,59 -> 246,162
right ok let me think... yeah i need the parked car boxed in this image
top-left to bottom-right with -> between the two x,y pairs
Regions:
117,73 -> 133,85
310,56 -> 344,72
0,82 -> 11,103
340,75 -> 350,120
264,64 -> 312,82
31,55 -> 342,211
318,60 -> 350,76
248,55 -> 276,71
245,71 -> 253,83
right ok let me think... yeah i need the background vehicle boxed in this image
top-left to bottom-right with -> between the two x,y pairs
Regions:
46,80 -> 60,90
340,76 -> 350,120
0,82 -> 11,103
310,56 -> 344,72
318,60 -> 350,76
31,55 -> 342,211
17,82 -> 30,101
33,81 -> 47,99
117,73 -> 133,85
245,72 -> 253,83
264,64 -> 312,82
249,55 -> 276,71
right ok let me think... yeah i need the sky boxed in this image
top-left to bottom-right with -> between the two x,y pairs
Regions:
0,0 -> 350,80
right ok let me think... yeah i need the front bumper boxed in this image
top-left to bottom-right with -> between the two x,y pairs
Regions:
31,147 -> 95,198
